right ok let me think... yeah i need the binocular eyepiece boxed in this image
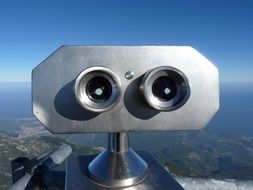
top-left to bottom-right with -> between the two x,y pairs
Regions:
140,66 -> 190,111
75,67 -> 122,113
75,66 -> 190,112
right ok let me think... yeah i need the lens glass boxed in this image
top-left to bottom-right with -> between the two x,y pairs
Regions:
152,76 -> 177,101
86,76 -> 112,102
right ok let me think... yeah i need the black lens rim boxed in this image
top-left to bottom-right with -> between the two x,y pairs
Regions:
152,76 -> 177,102
86,76 -> 113,102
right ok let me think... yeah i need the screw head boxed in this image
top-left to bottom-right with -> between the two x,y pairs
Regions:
125,71 -> 134,80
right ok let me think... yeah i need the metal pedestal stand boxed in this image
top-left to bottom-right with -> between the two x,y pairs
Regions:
65,133 -> 183,189
88,133 -> 148,188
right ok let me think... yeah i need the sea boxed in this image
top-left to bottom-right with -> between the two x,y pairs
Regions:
0,82 -> 253,136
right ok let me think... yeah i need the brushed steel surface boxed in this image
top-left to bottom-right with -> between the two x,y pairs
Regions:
88,133 -> 148,188
32,46 -> 219,133
65,151 -> 183,190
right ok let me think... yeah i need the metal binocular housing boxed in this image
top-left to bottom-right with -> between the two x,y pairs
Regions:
32,46 -> 219,134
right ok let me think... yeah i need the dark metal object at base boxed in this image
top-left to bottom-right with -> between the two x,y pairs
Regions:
66,151 -> 184,190
9,144 -> 72,190
11,157 -> 30,184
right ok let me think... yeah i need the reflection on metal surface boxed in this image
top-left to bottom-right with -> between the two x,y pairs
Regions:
108,132 -> 129,152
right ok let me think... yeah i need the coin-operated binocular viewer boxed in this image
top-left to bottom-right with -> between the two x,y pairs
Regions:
32,46 -> 219,189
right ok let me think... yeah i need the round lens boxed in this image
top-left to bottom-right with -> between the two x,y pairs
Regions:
152,76 -> 177,101
86,76 -> 112,102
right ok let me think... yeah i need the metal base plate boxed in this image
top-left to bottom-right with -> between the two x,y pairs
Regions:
65,151 -> 183,190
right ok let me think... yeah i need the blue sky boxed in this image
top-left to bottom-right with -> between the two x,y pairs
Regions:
0,0 -> 252,82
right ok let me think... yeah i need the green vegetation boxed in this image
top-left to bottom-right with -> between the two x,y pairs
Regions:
1,132 -> 253,189
162,133 -> 253,180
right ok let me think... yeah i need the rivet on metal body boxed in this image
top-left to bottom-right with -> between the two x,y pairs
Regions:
125,71 -> 134,79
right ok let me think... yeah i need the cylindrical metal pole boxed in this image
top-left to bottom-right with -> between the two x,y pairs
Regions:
88,132 -> 148,188
108,132 -> 129,153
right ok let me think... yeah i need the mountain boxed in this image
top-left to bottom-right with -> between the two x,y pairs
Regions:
159,132 -> 253,180
1,131 -> 253,189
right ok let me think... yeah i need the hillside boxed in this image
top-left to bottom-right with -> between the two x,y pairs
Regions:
1,131 -> 253,189
0,132 -> 98,190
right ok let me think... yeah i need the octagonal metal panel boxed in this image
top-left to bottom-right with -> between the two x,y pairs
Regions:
32,46 -> 219,133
